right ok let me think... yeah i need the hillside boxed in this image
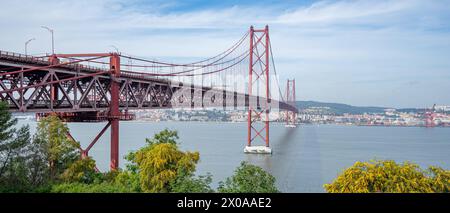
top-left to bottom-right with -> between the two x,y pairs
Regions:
296,101 -> 388,115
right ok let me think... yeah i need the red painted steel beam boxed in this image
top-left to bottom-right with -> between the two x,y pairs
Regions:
247,26 -> 254,147
286,80 -> 290,124
54,53 -> 112,58
109,53 -> 120,170
264,25 -> 270,147
84,121 -> 111,155
66,132 -> 84,153
293,79 -> 297,123
0,70 -> 111,94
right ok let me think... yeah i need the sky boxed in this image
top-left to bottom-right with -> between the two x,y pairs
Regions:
0,0 -> 449,108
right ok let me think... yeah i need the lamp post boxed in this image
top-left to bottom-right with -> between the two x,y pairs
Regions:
41,26 -> 55,54
109,45 -> 119,53
25,38 -> 35,55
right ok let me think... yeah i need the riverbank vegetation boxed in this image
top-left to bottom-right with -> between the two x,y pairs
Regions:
0,102 -> 277,193
325,160 -> 449,193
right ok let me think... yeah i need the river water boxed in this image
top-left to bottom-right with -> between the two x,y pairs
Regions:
17,120 -> 450,192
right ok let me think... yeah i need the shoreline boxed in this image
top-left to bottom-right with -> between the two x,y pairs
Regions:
14,116 -> 449,128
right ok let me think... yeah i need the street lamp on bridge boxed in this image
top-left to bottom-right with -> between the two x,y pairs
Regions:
109,45 -> 120,53
24,38 -> 35,55
41,26 -> 55,55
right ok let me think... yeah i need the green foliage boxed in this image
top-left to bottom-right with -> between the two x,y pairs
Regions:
26,135 -> 50,187
114,170 -> 141,192
48,129 -> 205,193
134,143 -> 200,192
0,155 -> 32,192
0,102 -> 34,192
124,151 -> 139,173
34,115 -> 80,179
124,129 -> 201,192
60,157 -> 98,184
51,182 -> 134,193
145,128 -> 179,146
427,166 -> 450,192
324,160 -> 450,193
218,161 -> 279,193
170,173 -> 214,193
1,111 -> 88,192
0,101 -> 17,143
101,170 -> 121,183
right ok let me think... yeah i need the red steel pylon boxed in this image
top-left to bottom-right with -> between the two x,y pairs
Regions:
425,104 -> 436,128
50,53 -> 121,171
286,79 -> 297,126
109,53 -> 120,170
247,25 -> 271,147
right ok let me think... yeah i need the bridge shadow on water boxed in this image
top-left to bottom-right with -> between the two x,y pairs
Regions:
245,124 -> 325,192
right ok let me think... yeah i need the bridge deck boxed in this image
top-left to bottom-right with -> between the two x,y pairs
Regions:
0,50 -> 297,113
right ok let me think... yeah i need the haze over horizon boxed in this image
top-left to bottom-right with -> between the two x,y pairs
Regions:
1,0 -> 449,108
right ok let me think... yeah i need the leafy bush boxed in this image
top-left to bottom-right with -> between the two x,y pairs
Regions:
60,157 -> 98,184
324,159 -> 450,193
114,170 -> 141,192
125,129 -> 202,192
133,142 -> 200,192
218,161 -> 278,193
33,115 -> 80,179
51,182 -> 134,193
170,173 -> 214,193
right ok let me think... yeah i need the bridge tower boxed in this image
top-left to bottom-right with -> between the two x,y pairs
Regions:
109,53 -> 120,170
245,25 -> 272,154
425,104 -> 436,128
285,79 -> 297,127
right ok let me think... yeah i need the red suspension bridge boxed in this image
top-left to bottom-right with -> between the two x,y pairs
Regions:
0,25 -> 298,170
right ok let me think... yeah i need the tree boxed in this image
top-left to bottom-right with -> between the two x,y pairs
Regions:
0,101 -> 17,144
218,161 -> 279,193
33,115 -> 80,180
26,134 -> 50,188
126,129 -> 201,192
0,126 -> 32,191
145,128 -> 179,146
114,169 -> 141,192
324,159 -> 450,193
51,182 -> 134,193
0,101 -> 33,192
134,143 -> 199,192
170,173 -> 214,193
427,166 -> 450,192
60,157 -> 98,184
0,101 -> 23,177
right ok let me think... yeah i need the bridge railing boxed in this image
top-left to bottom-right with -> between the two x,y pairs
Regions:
0,50 -> 48,64
0,50 -> 108,74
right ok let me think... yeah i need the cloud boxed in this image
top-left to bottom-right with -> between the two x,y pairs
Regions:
276,0 -> 410,25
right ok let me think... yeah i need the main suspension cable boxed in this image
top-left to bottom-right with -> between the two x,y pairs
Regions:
119,31 -> 250,68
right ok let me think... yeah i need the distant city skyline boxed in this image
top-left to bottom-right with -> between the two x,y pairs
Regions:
0,0 -> 449,108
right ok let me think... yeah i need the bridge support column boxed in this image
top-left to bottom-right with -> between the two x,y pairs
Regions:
285,79 -> 297,127
49,55 -> 60,109
109,53 -> 120,170
245,25 -> 272,154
